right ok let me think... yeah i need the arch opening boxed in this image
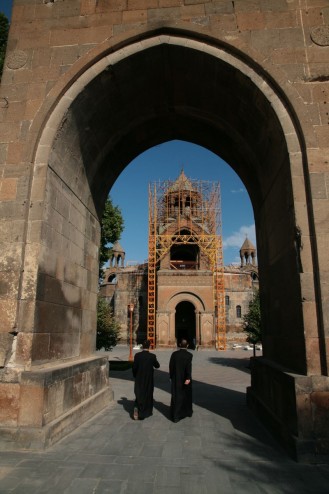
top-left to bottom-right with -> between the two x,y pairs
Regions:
13,28 -> 327,459
175,301 -> 196,349
36,33 -> 312,376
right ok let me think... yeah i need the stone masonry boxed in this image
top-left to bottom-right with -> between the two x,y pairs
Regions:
0,0 -> 329,460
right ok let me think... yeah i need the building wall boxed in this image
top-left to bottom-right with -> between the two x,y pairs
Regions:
100,264 -> 258,347
224,270 -> 258,333
101,267 -> 148,344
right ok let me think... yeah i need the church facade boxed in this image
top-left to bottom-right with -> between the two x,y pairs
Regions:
100,172 -> 258,349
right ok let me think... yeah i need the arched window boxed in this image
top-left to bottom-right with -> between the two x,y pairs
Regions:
236,305 -> 242,318
108,274 -> 117,284
225,295 -> 230,306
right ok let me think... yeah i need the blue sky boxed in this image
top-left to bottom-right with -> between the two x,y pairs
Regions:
0,1 -> 12,19
111,141 -> 255,266
1,2 -> 255,265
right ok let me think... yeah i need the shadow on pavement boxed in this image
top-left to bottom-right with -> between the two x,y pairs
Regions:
207,356 -> 251,373
110,367 -> 277,450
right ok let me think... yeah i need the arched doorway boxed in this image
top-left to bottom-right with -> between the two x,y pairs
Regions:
175,301 -> 196,349
3,29 -> 326,458
39,34 -> 313,373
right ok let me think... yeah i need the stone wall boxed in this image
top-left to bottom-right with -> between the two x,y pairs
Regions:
0,0 -> 329,457
0,0 -> 327,373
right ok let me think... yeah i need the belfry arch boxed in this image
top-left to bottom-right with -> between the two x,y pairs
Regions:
0,20 -> 327,460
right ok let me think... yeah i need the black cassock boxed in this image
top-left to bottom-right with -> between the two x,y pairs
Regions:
132,350 -> 160,419
169,349 -> 193,422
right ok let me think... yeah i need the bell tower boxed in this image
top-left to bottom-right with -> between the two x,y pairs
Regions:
147,171 -> 225,349
240,237 -> 257,267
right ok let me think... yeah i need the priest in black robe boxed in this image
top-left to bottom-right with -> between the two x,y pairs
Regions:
132,340 -> 160,420
169,339 -> 193,422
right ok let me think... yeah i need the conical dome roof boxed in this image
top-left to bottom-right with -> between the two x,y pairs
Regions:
169,169 -> 195,192
240,237 -> 256,252
112,241 -> 124,253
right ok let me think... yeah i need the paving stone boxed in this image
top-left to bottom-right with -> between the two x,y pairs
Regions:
162,440 -> 183,458
79,463 -> 132,480
180,471 -> 207,494
94,480 -> 126,493
1,348 -> 329,494
122,481 -> 154,494
155,465 -> 181,486
63,478 -> 99,494
0,475 -> 22,491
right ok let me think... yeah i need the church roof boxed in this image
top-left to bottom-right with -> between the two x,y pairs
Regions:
112,241 -> 124,253
240,237 -> 256,252
169,169 -> 195,192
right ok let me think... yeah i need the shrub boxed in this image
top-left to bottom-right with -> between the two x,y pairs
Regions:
96,297 -> 120,351
243,290 -> 261,345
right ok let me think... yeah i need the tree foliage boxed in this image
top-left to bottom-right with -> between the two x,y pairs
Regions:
243,290 -> 262,345
97,196 -> 123,350
99,196 -> 124,270
96,297 -> 120,351
0,13 -> 9,81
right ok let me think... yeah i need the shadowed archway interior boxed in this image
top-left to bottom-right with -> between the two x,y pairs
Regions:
48,41 -> 305,372
175,301 -> 196,348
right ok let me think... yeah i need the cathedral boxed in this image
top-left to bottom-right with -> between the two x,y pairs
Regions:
100,171 -> 258,349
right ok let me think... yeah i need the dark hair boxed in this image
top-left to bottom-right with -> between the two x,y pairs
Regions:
142,339 -> 151,349
179,339 -> 188,348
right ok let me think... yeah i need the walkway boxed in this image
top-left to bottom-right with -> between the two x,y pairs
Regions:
1,346 -> 329,493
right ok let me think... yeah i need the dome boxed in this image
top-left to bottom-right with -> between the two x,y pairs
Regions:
169,169 -> 195,192
112,241 -> 125,253
240,237 -> 256,252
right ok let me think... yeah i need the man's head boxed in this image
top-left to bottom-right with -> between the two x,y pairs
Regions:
179,339 -> 188,348
142,339 -> 151,349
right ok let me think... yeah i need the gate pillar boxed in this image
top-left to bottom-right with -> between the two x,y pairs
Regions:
248,358 -> 329,462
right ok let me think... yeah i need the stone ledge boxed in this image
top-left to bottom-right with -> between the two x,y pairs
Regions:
21,355 -> 109,385
0,386 -> 113,451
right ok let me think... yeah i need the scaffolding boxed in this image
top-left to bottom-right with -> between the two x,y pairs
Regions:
147,173 -> 226,350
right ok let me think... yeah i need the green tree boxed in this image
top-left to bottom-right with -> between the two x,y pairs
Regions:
0,13 -> 9,81
97,196 -> 123,350
99,196 -> 124,273
96,297 -> 120,350
243,290 -> 262,355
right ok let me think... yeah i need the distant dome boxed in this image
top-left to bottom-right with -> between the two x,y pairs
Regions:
169,169 -> 195,192
240,237 -> 257,267
240,237 -> 256,252
112,241 -> 124,253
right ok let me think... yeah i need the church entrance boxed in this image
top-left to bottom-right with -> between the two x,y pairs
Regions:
175,301 -> 196,349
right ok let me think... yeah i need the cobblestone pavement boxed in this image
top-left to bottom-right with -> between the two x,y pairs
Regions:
1,346 -> 329,493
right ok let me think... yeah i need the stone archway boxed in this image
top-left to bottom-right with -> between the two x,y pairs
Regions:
0,27 -> 327,459
164,291 -> 206,349
33,32 -> 315,371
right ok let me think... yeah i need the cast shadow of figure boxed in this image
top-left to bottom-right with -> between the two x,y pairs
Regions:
117,395 -> 170,420
153,399 -> 171,419
117,396 -> 135,420
110,366 -> 277,448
